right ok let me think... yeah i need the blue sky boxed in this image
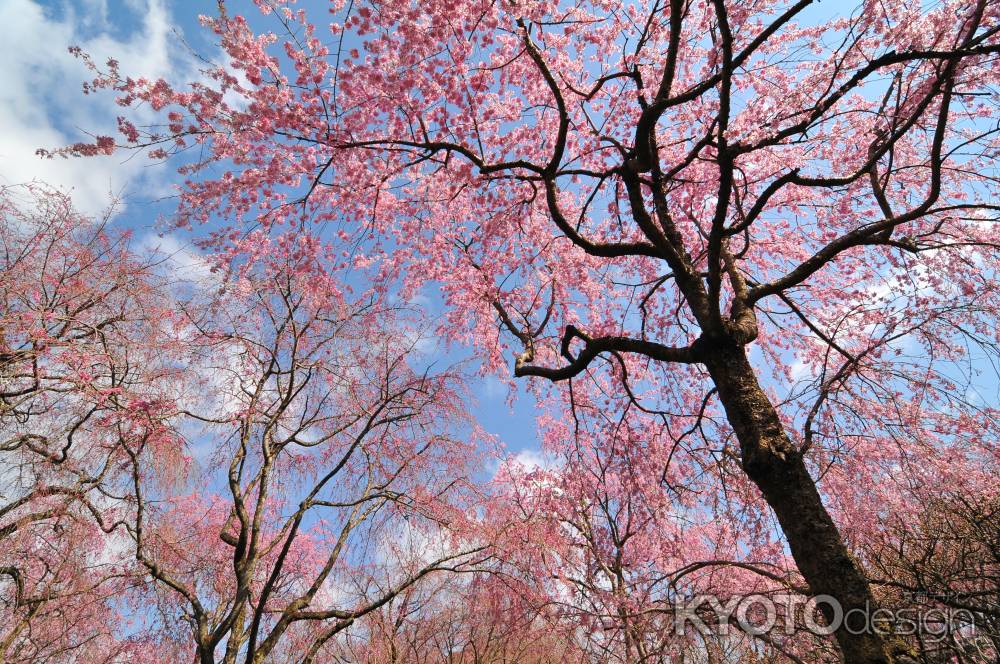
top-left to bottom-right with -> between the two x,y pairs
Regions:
0,0 -> 546,468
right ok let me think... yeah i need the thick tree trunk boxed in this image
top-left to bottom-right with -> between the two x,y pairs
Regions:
198,645 -> 215,664
702,341 -> 895,664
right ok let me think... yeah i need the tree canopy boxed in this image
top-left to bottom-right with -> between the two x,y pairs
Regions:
8,0 -> 1000,662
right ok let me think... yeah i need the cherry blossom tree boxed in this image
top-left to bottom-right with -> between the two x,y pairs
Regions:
490,384 -> 838,664
2,184 -> 493,662
331,566 -> 583,663
54,0 -> 1000,661
0,183 -> 166,663
113,245 -> 490,664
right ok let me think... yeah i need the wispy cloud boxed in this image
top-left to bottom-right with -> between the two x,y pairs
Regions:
511,447 -> 560,472
138,232 -> 221,291
0,0 -> 188,215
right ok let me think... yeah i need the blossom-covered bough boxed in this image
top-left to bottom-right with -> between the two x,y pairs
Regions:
55,0 -> 1000,661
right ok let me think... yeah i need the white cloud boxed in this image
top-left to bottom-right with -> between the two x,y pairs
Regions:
376,519 -> 461,570
483,445 -> 562,482
512,447 -> 560,472
0,0 -> 186,216
138,232 -> 221,290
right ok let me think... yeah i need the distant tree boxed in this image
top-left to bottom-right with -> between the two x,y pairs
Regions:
2,184 -> 490,663
338,569 -> 583,663
0,184 -> 162,663
114,244 -> 489,664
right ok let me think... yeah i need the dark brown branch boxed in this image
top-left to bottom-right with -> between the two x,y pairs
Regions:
514,325 -> 698,381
